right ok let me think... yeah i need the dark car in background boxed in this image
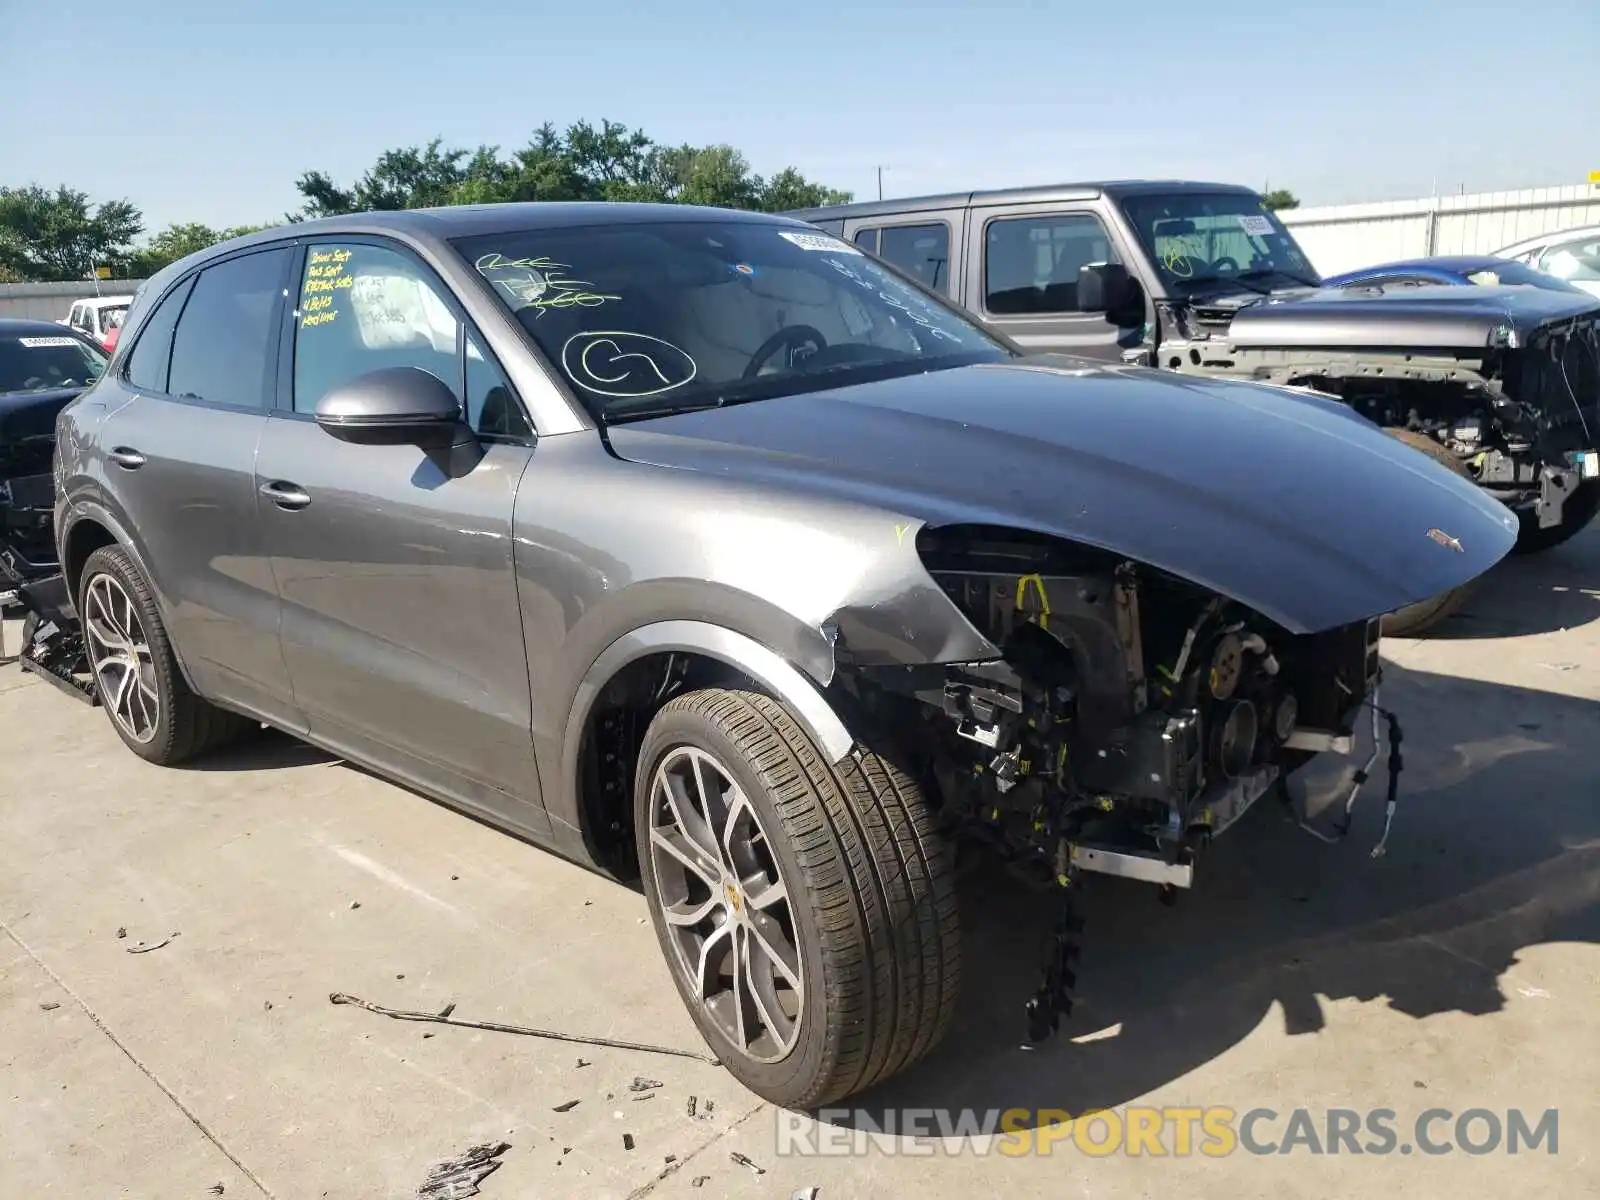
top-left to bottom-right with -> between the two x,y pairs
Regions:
789,183 -> 1600,633
0,319 -> 109,587
1319,254 -> 1591,294
49,203 -> 1513,1108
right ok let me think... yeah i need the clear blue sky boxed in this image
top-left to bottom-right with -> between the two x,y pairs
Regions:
2,0 -> 1594,233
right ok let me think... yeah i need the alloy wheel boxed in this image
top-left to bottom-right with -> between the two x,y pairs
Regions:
83,573 -> 159,744
646,745 -> 804,1063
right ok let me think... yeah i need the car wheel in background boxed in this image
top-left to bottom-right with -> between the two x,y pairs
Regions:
634,687 -> 961,1109
1379,428 -> 1483,638
1512,478 -> 1600,555
79,544 -> 250,764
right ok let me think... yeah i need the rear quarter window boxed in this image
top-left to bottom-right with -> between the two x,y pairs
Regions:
124,276 -> 197,394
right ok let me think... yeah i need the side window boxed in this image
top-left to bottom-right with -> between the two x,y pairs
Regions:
67,304 -> 85,331
984,213 -> 1122,316
854,228 -> 879,254
466,335 -> 533,439
124,275 -> 197,393
877,222 -> 951,295
1538,237 -> 1600,283
168,248 -> 291,409
292,242 -> 461,416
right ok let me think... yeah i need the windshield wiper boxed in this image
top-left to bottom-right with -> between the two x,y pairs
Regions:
603,399 -> 730,424
1238,267 -> 1321,289
1177,273 -> 1273,296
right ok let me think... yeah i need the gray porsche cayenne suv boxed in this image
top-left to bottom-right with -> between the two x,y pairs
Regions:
52,202 -> 1515,1108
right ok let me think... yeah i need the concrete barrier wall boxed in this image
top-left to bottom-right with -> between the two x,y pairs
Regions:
0,280 -> 150,323
1279,183 -> 1600,275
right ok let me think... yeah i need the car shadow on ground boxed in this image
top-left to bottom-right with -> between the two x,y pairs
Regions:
177,727 -> 336,772
1427,526 -> 1599,639
832,657 -> 1599,1126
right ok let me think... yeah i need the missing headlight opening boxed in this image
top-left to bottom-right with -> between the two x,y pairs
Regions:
842,525 -> 1399,1045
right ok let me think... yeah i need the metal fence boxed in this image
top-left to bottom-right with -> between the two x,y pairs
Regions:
0,280 -> 150,323
1278,182 -> 1600,276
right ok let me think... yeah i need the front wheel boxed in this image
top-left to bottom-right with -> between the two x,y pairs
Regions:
634,687 -> 961,1109
1513,479 -> 1600,555
1380,428 -> 1481,637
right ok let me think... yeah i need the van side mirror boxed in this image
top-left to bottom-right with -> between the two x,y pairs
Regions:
315,367 -> 466,445
1078,262 -> 1137,320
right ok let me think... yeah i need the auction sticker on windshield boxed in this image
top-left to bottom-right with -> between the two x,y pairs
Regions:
1237,214 -> 1274,236
17,337 -> 82,348
778,230 -> 862,255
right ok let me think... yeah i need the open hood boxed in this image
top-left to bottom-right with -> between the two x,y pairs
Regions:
1220,283 -> 1600,351
606,357 -> 1518,636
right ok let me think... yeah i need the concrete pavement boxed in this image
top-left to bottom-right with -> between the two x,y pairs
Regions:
2,526 -> 1596,1199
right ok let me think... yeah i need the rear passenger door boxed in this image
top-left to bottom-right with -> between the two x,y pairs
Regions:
964,204 -> 1139,362
848,215 -> 964,298
101,245 -> 300,726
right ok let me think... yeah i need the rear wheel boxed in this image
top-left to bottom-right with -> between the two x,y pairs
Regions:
634,687 -> 961,1109
1380,428 -> 1481,638
79,544 -> 249,764
1513,479 -> 1600,555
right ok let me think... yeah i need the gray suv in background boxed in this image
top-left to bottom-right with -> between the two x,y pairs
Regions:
51,202 -> 1512,1108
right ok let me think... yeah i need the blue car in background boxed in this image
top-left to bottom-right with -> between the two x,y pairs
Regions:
1320,254 -> 1588,293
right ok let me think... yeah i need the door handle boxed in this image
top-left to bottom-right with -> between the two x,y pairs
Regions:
108,447 -> 146,470
260,481 -> 312,511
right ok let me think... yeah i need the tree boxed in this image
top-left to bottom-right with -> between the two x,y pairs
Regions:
757,167 -> 852,213
1262,188 -> 1301,211
293,121 -> 850,218
0,184 -> 143,281
128,222 -> 269,276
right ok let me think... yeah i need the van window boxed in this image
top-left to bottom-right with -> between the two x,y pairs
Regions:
984,213 -> 1121,315
877,223 -> 951,296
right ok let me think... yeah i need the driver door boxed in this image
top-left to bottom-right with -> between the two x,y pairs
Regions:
254,235 -> 548,831
964,203 -> 1141,363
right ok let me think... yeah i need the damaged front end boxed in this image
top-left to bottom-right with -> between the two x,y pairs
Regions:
841,525 -> 1396,1040
1166,290 -> 1600,532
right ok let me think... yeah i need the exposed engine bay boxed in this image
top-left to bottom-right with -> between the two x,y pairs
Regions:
846,526 -> 1398,1040
1157,299 -> 1600,530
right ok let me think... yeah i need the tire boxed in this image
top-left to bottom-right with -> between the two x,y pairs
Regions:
634,687 -> 961,1109
1512,479 -> 1600,555
79,544 -> 249,764
1379,428 -> 1481,638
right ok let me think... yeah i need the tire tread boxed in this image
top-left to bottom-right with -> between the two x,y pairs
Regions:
81,545 -> 248,765
650,687 -> 960,1108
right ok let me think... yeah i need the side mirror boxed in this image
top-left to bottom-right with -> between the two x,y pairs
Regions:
1078,262 -> 1136,317
315,367 -> 465,444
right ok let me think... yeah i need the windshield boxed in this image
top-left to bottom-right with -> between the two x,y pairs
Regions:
0,333 -> 108,394
451,220 -> 1011,421
1120,192 -> 1320,293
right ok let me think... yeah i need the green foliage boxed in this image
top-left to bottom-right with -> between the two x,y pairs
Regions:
3,121 -> 851,282
0,184 -> 143,281
292,120 -> 852,216
1262,188 -> 1301,211
127,222 -> 269,276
